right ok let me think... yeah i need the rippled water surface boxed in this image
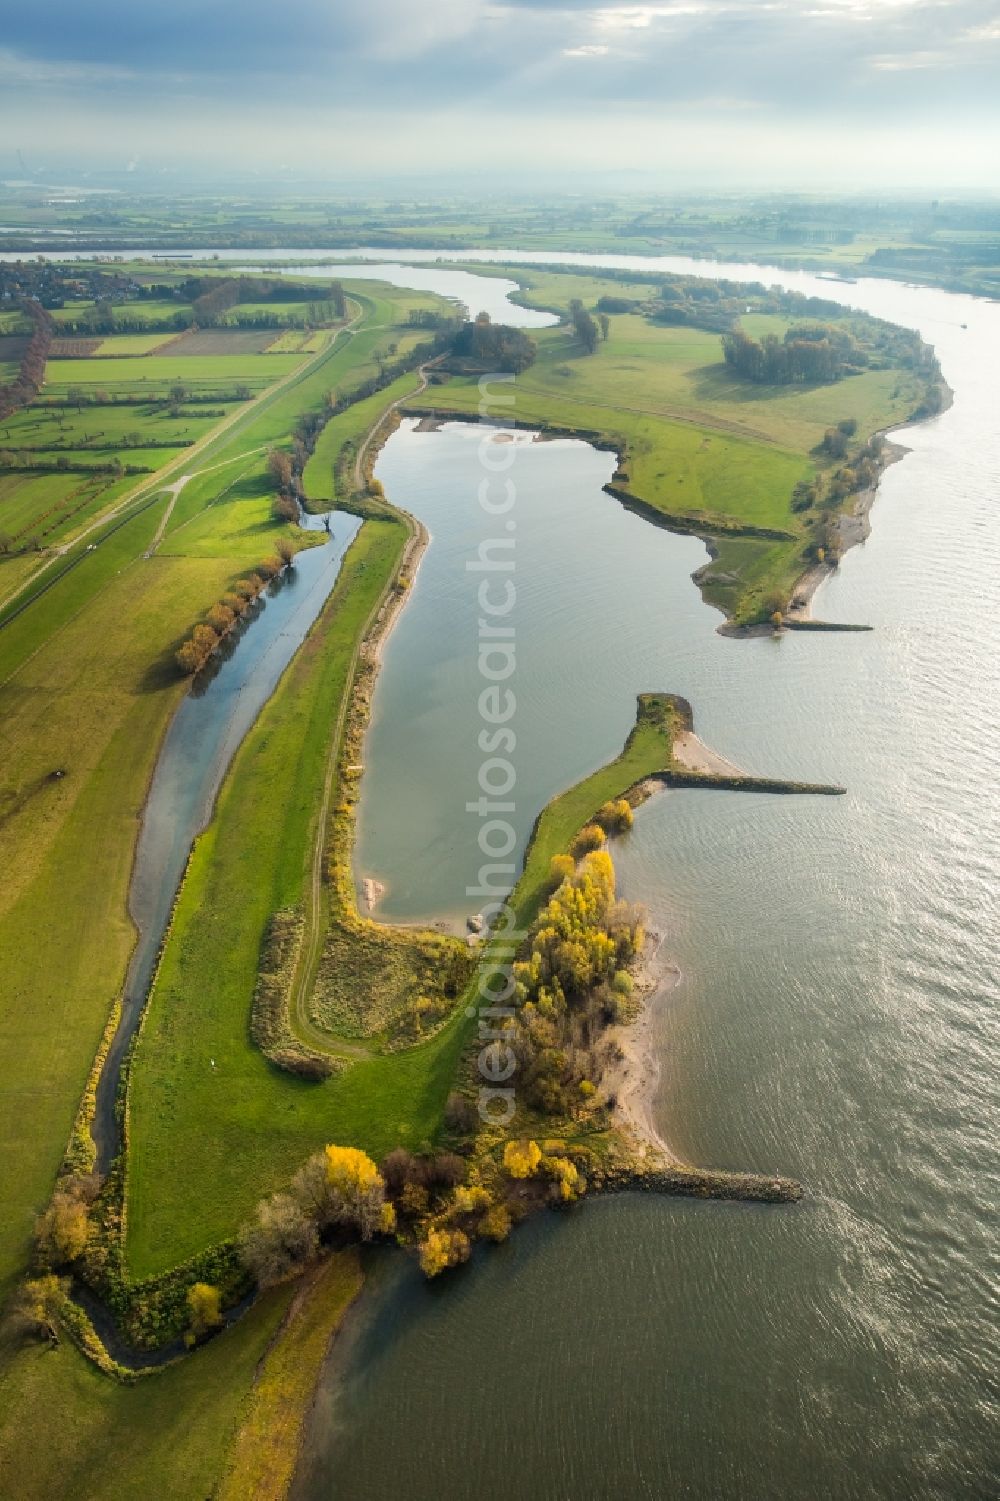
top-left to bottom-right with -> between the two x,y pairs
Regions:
289,257 -> 999,1500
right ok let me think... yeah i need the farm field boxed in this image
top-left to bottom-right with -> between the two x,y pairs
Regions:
45,353 -> 302,389
93,332 -> 178,356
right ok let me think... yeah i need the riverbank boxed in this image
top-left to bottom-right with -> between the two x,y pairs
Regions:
602,931 -> 683,1164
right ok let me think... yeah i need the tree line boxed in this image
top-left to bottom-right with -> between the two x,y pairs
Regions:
0,301 -> 53,421
448,313 -> 537,373
721,323 -> 862,385
174,552 -> 294,674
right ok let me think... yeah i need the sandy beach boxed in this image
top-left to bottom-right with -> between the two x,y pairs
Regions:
602,931 -> 684,1165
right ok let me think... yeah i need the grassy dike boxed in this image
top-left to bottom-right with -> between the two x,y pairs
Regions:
124,511 -> 474,1274
215,1251 -> 362,1501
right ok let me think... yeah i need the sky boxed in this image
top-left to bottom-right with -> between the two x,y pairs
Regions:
2,0 -> 999,189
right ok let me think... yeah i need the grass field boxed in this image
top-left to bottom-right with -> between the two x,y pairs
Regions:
0,1286 -> 294,1501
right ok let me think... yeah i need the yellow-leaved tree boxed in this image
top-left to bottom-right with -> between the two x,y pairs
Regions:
503,1139 -> 542,1179
186,1282 -> 223,1344
418,1227 -> 471,1278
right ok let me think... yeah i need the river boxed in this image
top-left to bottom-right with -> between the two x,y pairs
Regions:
289,252 -> 998,1499
91,507 -> 361,1169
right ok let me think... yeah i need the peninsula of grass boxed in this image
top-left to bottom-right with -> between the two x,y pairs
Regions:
407,269 -> 937,623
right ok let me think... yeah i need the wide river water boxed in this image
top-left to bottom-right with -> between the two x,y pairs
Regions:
288,251 -> 999,1500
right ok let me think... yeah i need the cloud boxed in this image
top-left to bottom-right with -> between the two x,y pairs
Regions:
0,0 -> 997,180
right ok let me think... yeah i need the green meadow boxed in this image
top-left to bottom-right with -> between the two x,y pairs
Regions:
408,269 -> 926,620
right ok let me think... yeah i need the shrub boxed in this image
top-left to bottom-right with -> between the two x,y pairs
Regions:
547,853 -> 575,888
543,1155 -> 585,1202
381,1147 -> 420,1196
569,823 -> 605,859
400,1183 -> 429,1217
5,1276 -> 66,1346
479,1204 -> 512,1242
503,1139 -> 542,1180
185,1282 -> 222,1344
275,537 -> 296,564
596,799 -> 633,835
444,1092 -> 477,1134
256,556 -> 284,581
452,1185 -> 489,1216
418,1228 -> 471,1278
428,1153 -> 466,1190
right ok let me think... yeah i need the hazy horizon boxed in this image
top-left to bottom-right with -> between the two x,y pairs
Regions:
3,0 -> 1000,191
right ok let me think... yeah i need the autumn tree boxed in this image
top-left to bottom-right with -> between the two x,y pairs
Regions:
267,448 -> 294,491
596,799 -> 633,835
321,1145 -> 391,1239
5,1276 -> 65,1346
503,1139 -> 542,1179
570,823 -> 605,859
418,1227 -> 471,1278
272,494 -> 299,524
239,1192 -> 318,1288
186,1282 -> 223,1344
35,1184 -> 90,1267
206,602 -> 235,636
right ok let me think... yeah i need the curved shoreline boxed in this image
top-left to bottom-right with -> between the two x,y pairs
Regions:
603,931 -> 683,1165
